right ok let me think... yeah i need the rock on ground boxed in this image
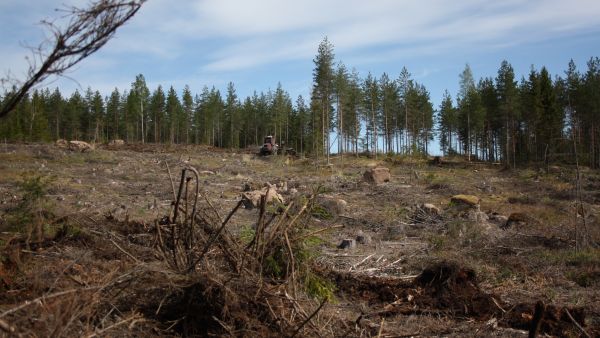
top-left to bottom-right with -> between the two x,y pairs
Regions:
363,167 -> 391,185
108,139 -> 125,146
241,185 -> 284,209
318,195 -> 348,217
451,194 -> 480,209
55,139 -> 68,148
68,141 -> 94,152
422,203 -> 441,216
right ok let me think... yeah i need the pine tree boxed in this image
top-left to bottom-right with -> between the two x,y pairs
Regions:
47,88 -> 64,140
89,90 -> 104,143
380,73 -> 399,154
165,86 -> 182,144
538,67 -> 562,157
334,63 -> 349,156
310,37 -> 335,161
346,68 -> 363,155
223,82 -> 240,148
29,90 -> 50,142
397,67 -> 411,154
415,84 -> 434,154
130,74 -> 150,143
438,90 -> 457,155
150,85 -> 166,143
520,68 -> 543,162
496,61 -> 519,166
106,88 -> 121,140
363,72 -> 379,157
182,85 -> 194,144
478,78 -> 499,161
582,58 -> 600,167
65,90 -> 85,140
295,95 -> 309,155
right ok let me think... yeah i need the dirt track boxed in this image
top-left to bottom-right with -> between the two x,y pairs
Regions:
0,143 -> 598,337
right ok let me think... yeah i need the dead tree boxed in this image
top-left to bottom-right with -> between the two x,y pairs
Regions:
0,0 -> 146,119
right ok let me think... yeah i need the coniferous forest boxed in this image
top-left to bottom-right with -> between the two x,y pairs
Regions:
2,38 -> 599,168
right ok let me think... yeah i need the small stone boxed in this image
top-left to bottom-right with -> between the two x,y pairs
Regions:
422,203 -> 441,215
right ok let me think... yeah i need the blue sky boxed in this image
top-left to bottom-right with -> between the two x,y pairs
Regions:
1,0 -> 600,115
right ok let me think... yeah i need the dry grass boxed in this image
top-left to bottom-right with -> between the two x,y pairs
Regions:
1,144 -> 599,337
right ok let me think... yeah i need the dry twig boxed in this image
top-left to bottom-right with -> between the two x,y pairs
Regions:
0,0 -> 146,118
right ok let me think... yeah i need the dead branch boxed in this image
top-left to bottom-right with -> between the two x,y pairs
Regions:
0,286 -> 101,319
290,298 -> 327,338
188,199 -> 244,272
0,0 -> 146,118
86,313 -> 142,338
565,308 -> 591,338
165,160 -> 177,201
0,319 -> 15,333
109,238 -> 141,263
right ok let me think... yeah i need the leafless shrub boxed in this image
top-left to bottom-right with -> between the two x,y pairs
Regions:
0,0 -> 146,118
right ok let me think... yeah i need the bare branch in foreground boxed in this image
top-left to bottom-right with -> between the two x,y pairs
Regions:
0,0 -> 146,119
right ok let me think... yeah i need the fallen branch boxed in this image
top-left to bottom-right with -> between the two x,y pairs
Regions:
0,319 -> 15,333
292,224 -> 344,242
349,253 -> 375,272
290,298 -> 327,338
86,314 -> 143,338
0,286 -> 101,318
565,308 -> 591,338
109,238 -> 141,263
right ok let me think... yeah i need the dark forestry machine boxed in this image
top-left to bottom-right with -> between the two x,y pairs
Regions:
259,135 -> 279,155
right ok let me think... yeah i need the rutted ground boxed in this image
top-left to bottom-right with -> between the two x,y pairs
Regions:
0,143 -> 598,337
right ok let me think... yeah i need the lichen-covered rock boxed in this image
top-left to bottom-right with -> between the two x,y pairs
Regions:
363,167 -> 391,184
503,212 -> 536,229
68,140 -> 94,152
451,194 -> 480,208
318,195 -> 347,216
55,139 -> 68,148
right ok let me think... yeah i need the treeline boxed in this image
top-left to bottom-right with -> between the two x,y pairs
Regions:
1,38 -> 599,168
309,38 -> 434,160
0,76 -> 303,151
438,59 -> 600,168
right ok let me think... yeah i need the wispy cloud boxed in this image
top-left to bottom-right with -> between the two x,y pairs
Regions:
1,0 -> 600,98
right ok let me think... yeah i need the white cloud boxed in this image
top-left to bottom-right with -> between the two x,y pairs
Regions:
2,0 -> 600,95
170,0 -> 600,71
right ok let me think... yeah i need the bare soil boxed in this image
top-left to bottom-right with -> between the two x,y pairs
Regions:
0,143 -> 599,337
